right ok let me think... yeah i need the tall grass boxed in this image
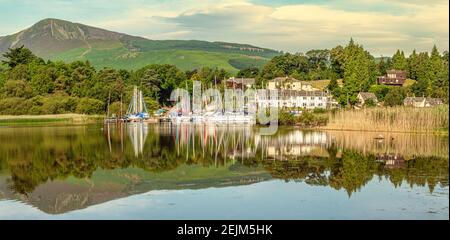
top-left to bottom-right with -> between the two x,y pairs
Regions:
323,105 -> 449,133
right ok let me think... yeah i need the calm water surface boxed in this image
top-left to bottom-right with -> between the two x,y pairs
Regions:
0,123 -> 448,219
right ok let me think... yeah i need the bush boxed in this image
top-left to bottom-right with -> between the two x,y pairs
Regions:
278,110 -> 297,125
40,96 -> 78,114
144,97 -> 160,114
298,111 -> 328,127
384,87 -> 407,107
0,97 -> 33,115
1,80 -> 33,98
108,102 -> 124,117
76,98 -> 105,114
369,85 -> 391,101
365,98 -> 376,107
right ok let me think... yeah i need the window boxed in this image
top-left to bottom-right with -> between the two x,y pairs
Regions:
318,103 -> 322,106
318,97 -> 322,100
303,97 -> 307,100
303,103 -> 306,106
310,103 -> 315,106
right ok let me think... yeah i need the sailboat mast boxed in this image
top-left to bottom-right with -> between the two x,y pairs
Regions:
134,86 -> 138,114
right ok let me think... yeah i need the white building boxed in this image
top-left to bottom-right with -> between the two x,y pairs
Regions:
256,90 -> 329,109
267,77 -> 317,91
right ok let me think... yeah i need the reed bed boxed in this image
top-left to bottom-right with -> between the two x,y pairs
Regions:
322,105 -> 449,133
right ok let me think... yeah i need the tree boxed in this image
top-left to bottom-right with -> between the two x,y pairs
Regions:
408,50 -> 419,80
236,67 -> 259,78
327,77 -> 340,98
330,45 -> 345,78
411,52 -> 431,97
134,64 -> 186,105
305,49 -> 330,71
1,46 -> 37,68
428,45 -> 448,101
369,85 -> 391,102
340,39 -> 375,106
1,80 -> 33,98
391,50 -> 408,72
260,53 -> 309,80
377,57 -> 388,75
384,87 -> 407,106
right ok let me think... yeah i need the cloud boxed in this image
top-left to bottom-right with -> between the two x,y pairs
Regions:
151,0 -> 448,55
0,0 -> 448,55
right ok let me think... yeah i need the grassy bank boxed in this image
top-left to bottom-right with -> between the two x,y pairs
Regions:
321,105 -> 449,134
0,114 -> 104,126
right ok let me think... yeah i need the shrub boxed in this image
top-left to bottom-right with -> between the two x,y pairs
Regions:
278,110 -> 297,125
365,98 -> 376,107
108,102 -> 124,117
298,111 -> 328,127
369,85 -> 391,101
76,98 -> 105,114
384,87 -> 407,107
1,80 -> 33,98
0,97 -> 33,115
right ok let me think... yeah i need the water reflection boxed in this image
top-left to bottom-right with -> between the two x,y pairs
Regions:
0,123 -> 448,216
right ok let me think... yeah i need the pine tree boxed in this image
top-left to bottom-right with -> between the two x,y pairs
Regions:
429,45 -> 448,101
378,57 -> 388,75
340,39 -> 374,106
408,50 -> 419,80
391,49 -> 408,72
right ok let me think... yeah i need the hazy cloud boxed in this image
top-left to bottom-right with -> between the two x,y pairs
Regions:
0,0 -> 448,56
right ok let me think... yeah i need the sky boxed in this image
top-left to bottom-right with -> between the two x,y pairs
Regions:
0,0 -> 448,56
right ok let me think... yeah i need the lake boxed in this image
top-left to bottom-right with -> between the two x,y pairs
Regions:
0,123 -> 448,219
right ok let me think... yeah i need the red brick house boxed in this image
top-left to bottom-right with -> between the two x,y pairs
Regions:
377,70 -> 406,86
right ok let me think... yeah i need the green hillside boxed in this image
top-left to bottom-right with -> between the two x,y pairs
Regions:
0,18 -> 281,73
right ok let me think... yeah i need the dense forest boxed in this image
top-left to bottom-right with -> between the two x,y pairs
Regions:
0,39 -> 448,115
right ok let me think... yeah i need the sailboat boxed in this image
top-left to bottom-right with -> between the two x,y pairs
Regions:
125,86 -> 150,121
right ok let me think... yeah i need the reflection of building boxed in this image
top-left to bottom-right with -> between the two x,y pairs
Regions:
377,70 -> 406,86
256,131 -> 331,159
376,154 -> 406,169
404,97 -> 443,108
256,90 -> 329,109
127,123 -> 148,157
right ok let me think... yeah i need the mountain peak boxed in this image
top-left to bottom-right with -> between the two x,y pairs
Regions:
0,18 -> 281,72
0,18 -> 144,56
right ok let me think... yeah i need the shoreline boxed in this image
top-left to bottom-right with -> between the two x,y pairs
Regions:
1,114 -> 448,135
0,114 -> 104,125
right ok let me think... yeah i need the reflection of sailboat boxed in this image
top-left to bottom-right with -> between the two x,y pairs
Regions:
127,123 -> 148,157
126,86 -> 149,121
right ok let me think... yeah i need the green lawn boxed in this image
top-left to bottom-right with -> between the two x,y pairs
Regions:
49,40 -> 271,73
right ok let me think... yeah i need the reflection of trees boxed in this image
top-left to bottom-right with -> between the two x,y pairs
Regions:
0,126 -> 448,196
262,146 -> 448,195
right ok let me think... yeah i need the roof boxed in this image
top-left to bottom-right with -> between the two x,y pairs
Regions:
386,69 -> 406,74
358,92 -> 377,101
269,76 -> 301,83
227,77 -> 255,85
404,97 -> 443,104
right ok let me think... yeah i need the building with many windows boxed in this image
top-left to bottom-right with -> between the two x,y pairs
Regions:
377,70 -> 406,86
267,77 -> 317,91
256,90 -> 329,109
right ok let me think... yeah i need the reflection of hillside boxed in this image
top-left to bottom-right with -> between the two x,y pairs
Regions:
0,164 -> 271,214
0,124 -> 448,214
